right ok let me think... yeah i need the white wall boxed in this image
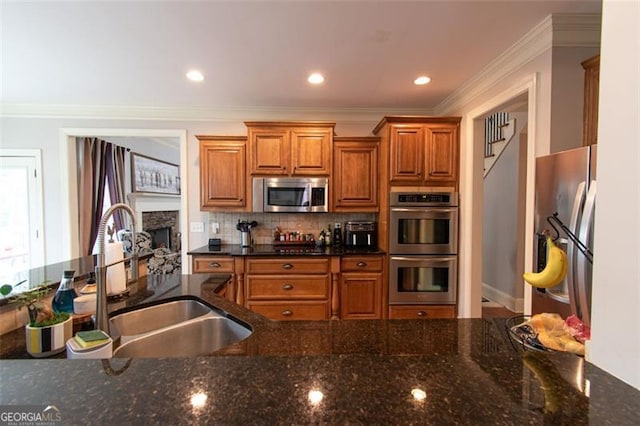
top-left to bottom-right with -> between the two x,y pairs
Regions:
588,0 -> 639,389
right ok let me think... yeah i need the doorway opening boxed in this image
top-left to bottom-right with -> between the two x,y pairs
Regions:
59,129 -> 189,270
481,95 -> 528,318
458,73 -> 538,318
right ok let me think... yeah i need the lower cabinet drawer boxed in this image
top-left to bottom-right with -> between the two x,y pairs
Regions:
192,257 -> 235,273
388,305 -> 456,319
340,256 -> 383,272
246,275 -> 329,299
247,301 -> 330,321
245,258 -> 329,274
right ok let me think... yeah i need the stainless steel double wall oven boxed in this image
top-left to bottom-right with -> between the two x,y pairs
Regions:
388,192 -> 459,305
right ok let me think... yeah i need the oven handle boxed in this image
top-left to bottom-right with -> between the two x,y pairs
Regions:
390,207 -> 457,213
390,256 -> 455,263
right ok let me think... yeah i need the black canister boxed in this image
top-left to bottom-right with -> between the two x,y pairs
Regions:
333,223 -> 343,247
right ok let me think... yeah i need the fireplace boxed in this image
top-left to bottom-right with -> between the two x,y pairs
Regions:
147,227 -> 171,249
142,210 -> 179,250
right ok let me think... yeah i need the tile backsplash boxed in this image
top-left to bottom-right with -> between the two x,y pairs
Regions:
207,212 -> 377,245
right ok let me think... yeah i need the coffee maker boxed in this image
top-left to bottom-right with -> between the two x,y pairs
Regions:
344,221 -> 377,248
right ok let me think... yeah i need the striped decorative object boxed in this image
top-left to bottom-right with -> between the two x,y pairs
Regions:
25,317 -> 73,358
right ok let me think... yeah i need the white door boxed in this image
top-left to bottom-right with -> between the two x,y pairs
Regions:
0,152 -> 45,286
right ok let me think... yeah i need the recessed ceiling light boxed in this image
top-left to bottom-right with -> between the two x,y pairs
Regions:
186,69 -> 205,82
411,388 -> 427,401
308,389 -> 324,404
308,73 -> 325,85
414,75 -> 431,85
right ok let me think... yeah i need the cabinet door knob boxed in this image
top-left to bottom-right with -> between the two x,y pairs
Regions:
282,283 -> 294,290
356,262 -> 367,267
282,263 -> 294,270
416,311 -> 427,317
210,262 -> 221,268
281,310 -> 293,317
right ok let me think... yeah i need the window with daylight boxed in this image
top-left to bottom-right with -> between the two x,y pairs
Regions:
0,152 -> 44,294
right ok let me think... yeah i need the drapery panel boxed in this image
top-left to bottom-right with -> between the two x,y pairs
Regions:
77,138 -> 127,256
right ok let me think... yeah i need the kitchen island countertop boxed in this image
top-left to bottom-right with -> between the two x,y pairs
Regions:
1,274 -> 638,425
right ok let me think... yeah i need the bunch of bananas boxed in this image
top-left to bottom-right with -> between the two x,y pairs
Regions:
523,236 -> 567,288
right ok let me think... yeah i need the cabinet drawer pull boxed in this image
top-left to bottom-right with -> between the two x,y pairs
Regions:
356,261 -> 368,267
209,262 -> 221,268
282,263 -> 294,270
281,310 -> 293,317
282,284 -> 294,290
416,311 -> 427,317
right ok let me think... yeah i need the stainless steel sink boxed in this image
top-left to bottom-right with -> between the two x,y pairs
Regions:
110,298 -> 212,341
109,297 -> 252,358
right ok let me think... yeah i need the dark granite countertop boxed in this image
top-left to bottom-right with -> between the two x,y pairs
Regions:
0,250 -> 154,307
1,274 -> 639,424
187,243 -> 385,256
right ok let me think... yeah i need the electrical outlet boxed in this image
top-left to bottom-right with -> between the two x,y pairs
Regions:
211,222 -> 220,234
190,222 -> 204,233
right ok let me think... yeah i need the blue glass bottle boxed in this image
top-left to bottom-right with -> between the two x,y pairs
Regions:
52,270 -> 77,314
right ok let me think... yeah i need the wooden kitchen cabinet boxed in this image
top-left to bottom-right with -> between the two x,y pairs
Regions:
425,124 -> 459,183
244,257 -> 331,320
582,54 -> 600,146
389,125 -> 424,183
192,256 -> 235,274
191,255 -> 237,303
246,122 -> 334,176
333,137 -> 379,211
198,136 -> 247,210
373,116 -> 461,187
340,255 -> 383,319
388,304 -> 456,319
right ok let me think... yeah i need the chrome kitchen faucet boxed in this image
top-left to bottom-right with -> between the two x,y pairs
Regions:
94,203 -> 139,335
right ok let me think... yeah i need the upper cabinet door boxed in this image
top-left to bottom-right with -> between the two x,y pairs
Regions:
390,125 -> 424,183
290,127 -> 332,176
249,127 -> 289,175
424,124 -> 458,184
333,138 -> 379,211
199,137 -> 247,210
582,54 -> 600,146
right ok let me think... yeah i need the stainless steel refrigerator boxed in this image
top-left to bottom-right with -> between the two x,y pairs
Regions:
531,146 -> 596,326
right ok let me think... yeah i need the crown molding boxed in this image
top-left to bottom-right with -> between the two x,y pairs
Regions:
552,13 -> 602,47
0,103 -> 434,124
436,13 -> 601,115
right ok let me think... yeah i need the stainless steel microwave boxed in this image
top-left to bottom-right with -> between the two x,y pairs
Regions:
252,177 -> 329,213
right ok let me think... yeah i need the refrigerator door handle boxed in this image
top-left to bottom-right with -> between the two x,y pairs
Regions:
576,181 -> 596,327
562,181 -> 587,318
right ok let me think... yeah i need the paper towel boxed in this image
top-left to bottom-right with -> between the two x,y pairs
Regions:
105,241 -> 127,295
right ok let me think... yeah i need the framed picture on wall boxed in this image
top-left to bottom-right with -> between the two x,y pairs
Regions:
131,153 -> 180,195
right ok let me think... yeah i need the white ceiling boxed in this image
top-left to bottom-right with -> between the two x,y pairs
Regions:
2,0 -> 602,112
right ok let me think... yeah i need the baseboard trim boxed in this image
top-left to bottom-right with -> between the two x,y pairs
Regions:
482,283 -> 524,313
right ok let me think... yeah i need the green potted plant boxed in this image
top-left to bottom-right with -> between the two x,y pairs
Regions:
1,280 -> 73,357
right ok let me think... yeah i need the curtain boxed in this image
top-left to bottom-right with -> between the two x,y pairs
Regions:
77,138 -> 128,256
106,144 -> 127,230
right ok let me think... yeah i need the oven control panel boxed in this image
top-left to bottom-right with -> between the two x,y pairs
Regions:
391,192 -> 458,207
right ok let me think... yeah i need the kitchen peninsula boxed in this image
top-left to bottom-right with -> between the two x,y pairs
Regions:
1,273 -> 638,424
